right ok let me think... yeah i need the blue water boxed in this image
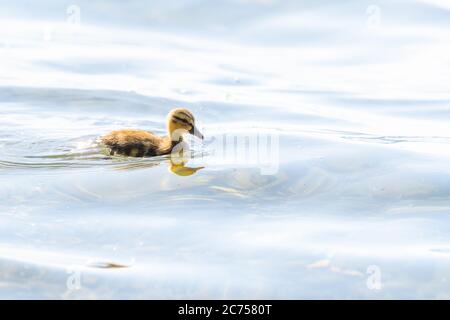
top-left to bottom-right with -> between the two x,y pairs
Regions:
1,0 -> 450,299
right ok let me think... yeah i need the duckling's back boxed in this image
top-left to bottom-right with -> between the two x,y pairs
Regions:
101,129 -> 168,157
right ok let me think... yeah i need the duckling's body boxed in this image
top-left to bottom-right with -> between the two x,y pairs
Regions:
100,108 -> 203,157
101,129 -> 176,157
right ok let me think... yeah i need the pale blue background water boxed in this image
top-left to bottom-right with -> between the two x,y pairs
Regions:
1,0 -> 450,299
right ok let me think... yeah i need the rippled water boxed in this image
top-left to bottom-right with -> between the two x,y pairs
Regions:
1,0 -> 450,299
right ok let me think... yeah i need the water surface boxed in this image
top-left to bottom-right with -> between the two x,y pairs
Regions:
1,0 -> 450,299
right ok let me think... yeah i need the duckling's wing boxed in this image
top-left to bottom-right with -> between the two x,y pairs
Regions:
101,129 -> 164,157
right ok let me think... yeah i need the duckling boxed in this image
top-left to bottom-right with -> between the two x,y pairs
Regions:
100,108 -> 203,157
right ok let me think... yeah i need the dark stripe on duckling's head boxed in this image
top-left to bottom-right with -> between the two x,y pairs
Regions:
169,108 -> 196,127
170,108 -> 194,121
178,111 -> 194,122
172,116 -> 192,126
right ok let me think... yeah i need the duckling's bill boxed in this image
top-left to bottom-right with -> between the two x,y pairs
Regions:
190,125 -> 204,140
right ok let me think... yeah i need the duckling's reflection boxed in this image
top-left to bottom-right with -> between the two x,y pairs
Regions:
112,141 -> 204,176
169,160 -> 204,176
112,158 -> 204,176
169,142 -> 204,176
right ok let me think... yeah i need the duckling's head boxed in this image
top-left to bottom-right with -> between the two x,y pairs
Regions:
167,108 -> 204,141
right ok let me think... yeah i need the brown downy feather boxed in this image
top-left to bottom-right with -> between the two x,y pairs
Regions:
101,129 -> 178,157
